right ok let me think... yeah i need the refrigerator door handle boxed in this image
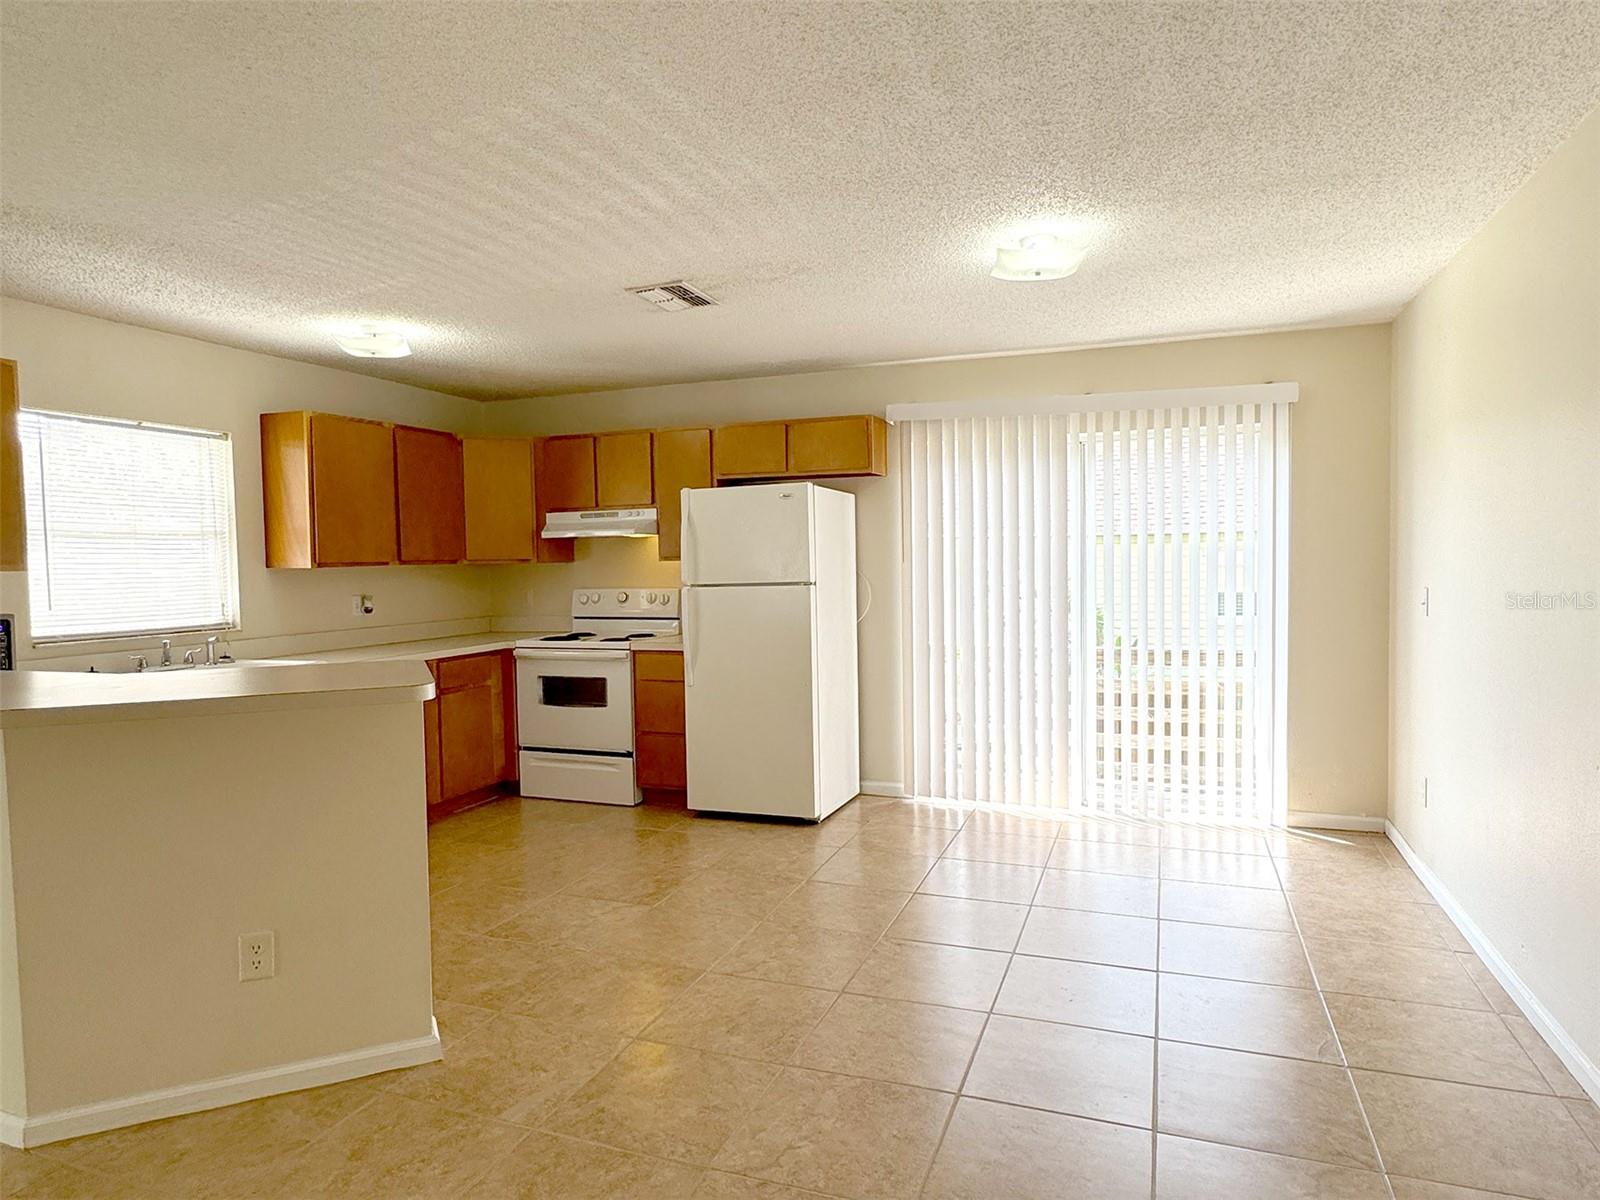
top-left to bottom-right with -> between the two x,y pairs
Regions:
683,587 -> 696,687
682,489 -> 699,586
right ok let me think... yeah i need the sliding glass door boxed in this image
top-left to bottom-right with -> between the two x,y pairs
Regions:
900,392 -> 1290,824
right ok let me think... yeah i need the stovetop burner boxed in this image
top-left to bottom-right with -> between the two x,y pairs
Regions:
539,632 -> 596,642
600,633 -> 657,642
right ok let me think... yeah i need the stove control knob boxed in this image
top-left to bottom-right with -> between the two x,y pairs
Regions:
616,591 -> 629,603
645,591 -> 657,604
589,591 -> 601,603
577,593 -> 590,606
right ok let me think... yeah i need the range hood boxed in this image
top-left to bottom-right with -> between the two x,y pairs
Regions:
541,508 -> 659,539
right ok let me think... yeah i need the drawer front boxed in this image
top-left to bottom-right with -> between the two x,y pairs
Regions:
636,733 -> 687,789
519,750 -> 638,806
437,653 -> 498,691
713,422 -> 787,478
635,678 -> 685,734
633,651 -> 684,682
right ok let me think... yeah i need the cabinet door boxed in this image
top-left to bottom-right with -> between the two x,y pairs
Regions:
651,428 -> 711,561
786,415 -> 888,477
423,660 -> 443,807
635,679 -> 685,734
497,649 -> 517,782
636,733 -> 687,789
423,695 -> 443,807
462,438 -> 534,562
596,431 -> 654,508
713,422 -> 787,480
439,683 -> 499,798
395,426 -> 466,563
310,413 -> 397,565
1,360 -> 24,572
538,435 -> 597,510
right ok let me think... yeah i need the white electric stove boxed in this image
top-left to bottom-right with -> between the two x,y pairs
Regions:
513,588 -> 680,806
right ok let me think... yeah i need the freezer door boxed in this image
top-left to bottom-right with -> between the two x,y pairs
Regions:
684,584 -> 819,818
681,483 -> 815,585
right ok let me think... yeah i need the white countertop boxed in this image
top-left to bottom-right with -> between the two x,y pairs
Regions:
0,660 -> 435,729
289,632 -> 555,665
4,630 -> 682,728
291,631 -> 683,661
636,636 -> 683,651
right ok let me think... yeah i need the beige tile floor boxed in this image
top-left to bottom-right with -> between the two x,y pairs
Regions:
6,793 -> 1599,1199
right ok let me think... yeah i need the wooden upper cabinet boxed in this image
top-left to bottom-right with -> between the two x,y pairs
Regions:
710,415 -> 887,483
786,415 -> 888,478
537,435 -> 597,511
713,422 -> 787,480
310,414 -> 397,565
1,359 -> 24,572
395,425 -> 465,563
461,437 -> 534,562
595,431 -> 654,508
261,411 -> 396,567
652,428 -> 712,561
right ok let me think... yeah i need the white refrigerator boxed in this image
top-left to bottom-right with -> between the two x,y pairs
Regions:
681,482 -> 861,821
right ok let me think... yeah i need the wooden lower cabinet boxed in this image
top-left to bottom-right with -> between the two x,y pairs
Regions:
633,650 -> 686,793
426,650 -> 517,818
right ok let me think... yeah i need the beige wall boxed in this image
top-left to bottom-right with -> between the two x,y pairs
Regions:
1391,109 -> 1599,1069
1,694 -> 436,1130
484,324 -> 1394,815
0,299 -> 495,664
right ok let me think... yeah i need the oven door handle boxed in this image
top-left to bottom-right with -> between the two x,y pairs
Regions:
513,648 -> 631,662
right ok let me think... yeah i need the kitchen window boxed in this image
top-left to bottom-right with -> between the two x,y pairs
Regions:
17,409 -> 241,642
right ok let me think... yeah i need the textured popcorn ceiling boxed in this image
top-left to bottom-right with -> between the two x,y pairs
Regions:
3,2 -> 1598,400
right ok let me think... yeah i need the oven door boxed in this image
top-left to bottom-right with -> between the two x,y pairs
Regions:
514,647 -> 634,754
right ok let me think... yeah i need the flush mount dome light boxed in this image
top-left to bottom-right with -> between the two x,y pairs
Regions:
991,231 -> 1089,282
334,323 -> 412,358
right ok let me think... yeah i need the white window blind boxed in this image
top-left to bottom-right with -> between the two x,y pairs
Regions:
18,410 -> 240,642
900,393 -> 1290,824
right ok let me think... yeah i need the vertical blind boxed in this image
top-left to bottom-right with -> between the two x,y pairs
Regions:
900,396 -> 1290,824
18,410 -> 240,642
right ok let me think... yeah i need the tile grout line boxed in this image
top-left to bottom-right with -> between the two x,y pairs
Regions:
1268,831 -> 1396,1200
910,804 -> 997,1199
1150,858 -> 1163,1200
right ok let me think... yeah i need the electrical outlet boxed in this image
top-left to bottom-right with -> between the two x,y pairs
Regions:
351,594 -> 375,617
239,931 -> 275,982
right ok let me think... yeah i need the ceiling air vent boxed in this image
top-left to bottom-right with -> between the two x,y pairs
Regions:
626,280 -> 718,312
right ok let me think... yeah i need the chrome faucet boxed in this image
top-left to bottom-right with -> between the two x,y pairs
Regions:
128,654 -> 148,672
159,638 -> 173,668
205,635 -> 219,666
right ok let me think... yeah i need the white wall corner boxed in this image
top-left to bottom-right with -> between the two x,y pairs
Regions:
1287,810 -> 1387,833
859,780 -> 906,798
1385,821 -> 1599,1107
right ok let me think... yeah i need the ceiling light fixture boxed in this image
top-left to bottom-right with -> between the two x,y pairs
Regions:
991,231 -> 1089,282
334,323 -> 412,358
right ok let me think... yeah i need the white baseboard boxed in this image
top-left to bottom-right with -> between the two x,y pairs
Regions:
1384,821 -> 1599,1107
859,780 -> 906,798
0,1020 -> 442,1148
1288,810 -> 1387,832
